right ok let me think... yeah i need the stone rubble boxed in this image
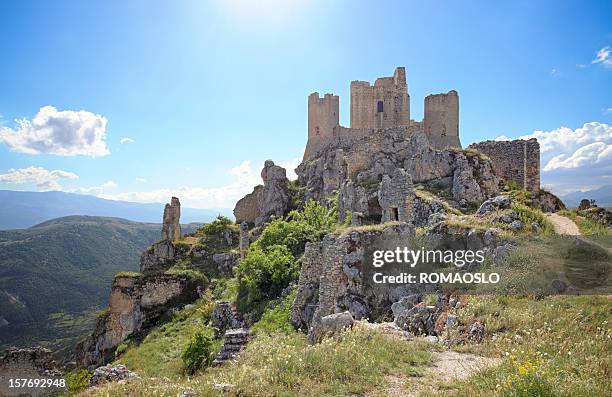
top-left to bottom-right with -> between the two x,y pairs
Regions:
212,328 -> 251,366
89,364 -> 138,386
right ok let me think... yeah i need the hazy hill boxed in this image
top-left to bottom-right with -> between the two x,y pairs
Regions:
561,185 -> 612,208
0,216 -> 200,357
0,190 -> 232,230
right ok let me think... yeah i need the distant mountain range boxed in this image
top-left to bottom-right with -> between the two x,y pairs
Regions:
560,185 -> 612,208
0,190 -> 232,230
0,215 -> 201,357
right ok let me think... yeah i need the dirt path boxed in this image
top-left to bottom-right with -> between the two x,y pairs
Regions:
366,347 -> 500,397
546,213 -> 581,235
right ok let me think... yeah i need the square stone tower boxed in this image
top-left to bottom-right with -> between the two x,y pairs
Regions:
304,92 -> 340,160
349,67 -> 410,129
424,90 -> 461,149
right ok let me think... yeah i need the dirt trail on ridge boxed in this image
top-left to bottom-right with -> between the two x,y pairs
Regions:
546,213 -> 581,235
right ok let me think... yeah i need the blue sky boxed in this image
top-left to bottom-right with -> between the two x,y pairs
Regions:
0,0 -> 611,207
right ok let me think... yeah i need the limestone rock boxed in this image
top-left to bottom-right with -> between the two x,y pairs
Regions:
318,311 -> 354,338
394,304 -> 440,336
89,364 -> 138,386
75,274 -> 205,369
234,185 -> 263,225
536,190 -> 566,213
255,160 -> 290,227
161,197 -> 181,241
140,240 -> 175,272
476,195 -> 512,216
212,252 -> 239,275
291,242 -> 323,330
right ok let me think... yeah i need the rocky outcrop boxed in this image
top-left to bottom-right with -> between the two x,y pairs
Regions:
318,311 -> 354,338
234,185 -> 263,225
161,197 -> 181,241
75,273 -> 205,369
580,207 -> 612,228
140,240 -> 176,272
476,195 -> 512,216
0,346 -> 63,397
212,328 -> 250,366
536,190 -> 566,213
256,160 -> 291,227
89,364 -> 138,386
298,130 -> 499,208
291,223 -> 442,343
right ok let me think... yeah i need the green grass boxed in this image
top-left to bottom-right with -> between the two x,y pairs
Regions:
112,298 -> 219,378
438,295 -> 612,397
559,209 -> 612,236
82,326 -> 433,397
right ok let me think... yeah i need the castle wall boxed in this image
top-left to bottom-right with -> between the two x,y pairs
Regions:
304,92 -> 339,160
350,67 -> 410,130
468,138 -> 540,193
424,90 -> 461,149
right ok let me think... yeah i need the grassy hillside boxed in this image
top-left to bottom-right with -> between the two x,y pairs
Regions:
0,216 -> 199,357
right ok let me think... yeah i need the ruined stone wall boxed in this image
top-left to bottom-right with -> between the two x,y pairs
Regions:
304,92 -> 340,160
468,138 -> 540,193
350,67 -> 410,130
424,91 -> 461,149
161,197 -> 181,241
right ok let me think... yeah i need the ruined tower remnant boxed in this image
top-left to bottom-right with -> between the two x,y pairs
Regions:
350,67 -> 410,130
468,138 -> 540,193
304,93 -> 340,161
424,90 -> 461,149
378,168 -> 415,223
239,222 -> 249,259
161,197 -> 181,241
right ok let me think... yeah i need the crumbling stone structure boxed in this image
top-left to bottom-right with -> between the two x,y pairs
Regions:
1,347 -> 63,396
161,197 -> 181,241
239,222 -> 249,258
303,67 -> 461,161
468,138 -> 540,193
350,67 -> 410,130
379,168 -> 415,223
424,91 -> 461,149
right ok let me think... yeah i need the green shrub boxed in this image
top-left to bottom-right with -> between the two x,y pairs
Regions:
236,245 -> 298,312
251,290 -> 297,335
196,215 -> 233,237
64,369 -> 92,394
288,200 -> 337,235
181,330 -> 215,375
512,202 -> 554,235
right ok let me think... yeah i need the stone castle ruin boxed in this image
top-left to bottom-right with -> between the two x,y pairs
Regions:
469,138 -> 540,193
303,67 -> 460,161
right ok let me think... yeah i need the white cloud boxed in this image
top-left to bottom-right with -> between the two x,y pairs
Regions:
0,166 -> 78,191
497,122 -> 612,195
549,68 -> 560,77
0,106 -> 110,157
605,108 -> 612,115
592,46 -> 612,68
101,157 -> 302,208
68,180 -> 118,195
135,177 -> 146,183
120,137 -> 135,144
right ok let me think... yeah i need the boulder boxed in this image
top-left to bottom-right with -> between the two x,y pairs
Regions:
255,160 -> 290,227
89,364 -> 138,386
234,185 -> 263,225
319,311 -> 354,338
476,195 -> 512,216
